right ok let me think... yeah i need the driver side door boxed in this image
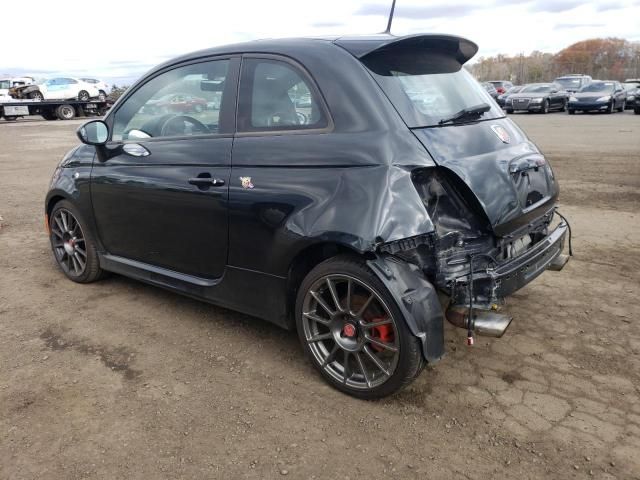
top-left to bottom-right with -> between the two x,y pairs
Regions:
91,56 -> 240,280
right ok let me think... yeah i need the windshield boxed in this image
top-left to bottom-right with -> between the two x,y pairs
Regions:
555,78 -> 582,89
0,80 -> 10,89
521,84 -> 553,93
579,82 -> 614,93
361,50 -> 503,127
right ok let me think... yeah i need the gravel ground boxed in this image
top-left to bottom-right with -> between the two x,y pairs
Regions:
1,111 -> 639,479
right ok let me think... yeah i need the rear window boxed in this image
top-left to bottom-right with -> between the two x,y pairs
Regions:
580,82 -> 614,93
361,49 -> 503,128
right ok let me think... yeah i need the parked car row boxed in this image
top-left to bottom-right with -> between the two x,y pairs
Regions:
488,76 -> 640,115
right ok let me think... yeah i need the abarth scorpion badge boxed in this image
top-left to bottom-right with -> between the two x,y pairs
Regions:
240,177 -> 254,189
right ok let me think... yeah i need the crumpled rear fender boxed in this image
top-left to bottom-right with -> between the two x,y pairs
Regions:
367,254 -> 445,363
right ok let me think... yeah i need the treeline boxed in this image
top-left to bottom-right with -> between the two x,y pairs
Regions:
470,38 -> 640,83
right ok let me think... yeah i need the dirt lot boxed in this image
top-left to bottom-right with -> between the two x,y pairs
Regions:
1,112 -> 639,479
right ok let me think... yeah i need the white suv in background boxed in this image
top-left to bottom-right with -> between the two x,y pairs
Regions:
81,78 -> 110,98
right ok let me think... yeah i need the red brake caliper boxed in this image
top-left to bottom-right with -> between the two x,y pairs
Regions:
370,317 -> 394,352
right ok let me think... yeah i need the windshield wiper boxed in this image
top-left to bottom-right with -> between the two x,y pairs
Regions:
438,103 -> 491,126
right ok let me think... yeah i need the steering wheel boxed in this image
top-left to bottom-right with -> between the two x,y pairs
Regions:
266,111 -> 299,127
160,115 -> 209,137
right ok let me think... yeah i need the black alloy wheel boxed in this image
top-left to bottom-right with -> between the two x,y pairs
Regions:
78,90 -> 90,101
296,256 -> 425,399
50,200 -> 103,283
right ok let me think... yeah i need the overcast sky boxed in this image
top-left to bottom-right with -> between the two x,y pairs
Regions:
2,0 -> 639,85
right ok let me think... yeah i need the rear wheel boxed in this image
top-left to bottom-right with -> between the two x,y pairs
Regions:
505,108 -> 514,114
98,90 -> 107,101
78,90 -> 90,101
41,110 -> 58,121
606,101 -> 614,114
56,104 -> 76,120
635,106 -> 640,115
296,256 -> 425,399
568,109 -> 575,115
49,200 -> 104,283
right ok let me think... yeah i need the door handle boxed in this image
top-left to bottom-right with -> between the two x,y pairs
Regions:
188,177 -> 225,187
122,143 -> 150,157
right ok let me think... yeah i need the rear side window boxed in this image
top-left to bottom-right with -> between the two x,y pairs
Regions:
237,58 -> 327,132
362,49 -> 503,128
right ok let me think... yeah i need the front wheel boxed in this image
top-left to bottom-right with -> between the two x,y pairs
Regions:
540,99 -> 549,114
296,256 -> 425,399
49,200 -> 104,283
29,91 -> 44,101
559,100 -> 567,112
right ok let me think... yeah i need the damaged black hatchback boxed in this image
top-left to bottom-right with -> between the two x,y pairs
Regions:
46,34 -> 569,398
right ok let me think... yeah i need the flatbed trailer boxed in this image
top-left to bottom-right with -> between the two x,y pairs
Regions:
0,98 -> 110,121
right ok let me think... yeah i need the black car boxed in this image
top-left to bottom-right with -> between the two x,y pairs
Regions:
622,79 -> 640,109
505,83 -> 569,114
46,34 -> 569,398
568,81 -> 627,114
497,85 -> 523,107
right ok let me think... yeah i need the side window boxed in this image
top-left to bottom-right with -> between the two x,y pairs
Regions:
238,58 -> 327,132
112,59 -> 230,141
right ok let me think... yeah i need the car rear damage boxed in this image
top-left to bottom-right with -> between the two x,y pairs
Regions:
347,34 -> 571,350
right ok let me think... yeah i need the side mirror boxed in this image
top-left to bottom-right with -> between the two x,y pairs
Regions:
77,120 -> 108,145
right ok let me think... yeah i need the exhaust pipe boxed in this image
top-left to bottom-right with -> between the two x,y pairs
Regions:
446,306 -> 513,338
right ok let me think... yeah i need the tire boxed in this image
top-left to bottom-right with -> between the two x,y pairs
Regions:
41,110 -> 58,121
568,109 -> 575,115
29,90 -> 44,101
3,116 -> 18,121
295,255 -> 425,399
635,107 -> 640,115
559,100 -> 566,112
540,99 -> 549,114
506,108 -> 514,114
606,102 -> 614,114
78,90 -> 90,101
49,200 -> 104,283
56,104 -> 76,120
617,101 -> 625,113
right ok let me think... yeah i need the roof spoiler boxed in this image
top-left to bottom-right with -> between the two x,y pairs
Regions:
334,34 -> 479,65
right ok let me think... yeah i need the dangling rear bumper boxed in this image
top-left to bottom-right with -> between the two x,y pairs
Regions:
450,221 -> 569,307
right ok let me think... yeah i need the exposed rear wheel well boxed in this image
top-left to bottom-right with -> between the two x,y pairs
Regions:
286,242 -> 368,328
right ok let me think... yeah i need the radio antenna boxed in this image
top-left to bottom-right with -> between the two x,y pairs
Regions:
384,0 -> 397,34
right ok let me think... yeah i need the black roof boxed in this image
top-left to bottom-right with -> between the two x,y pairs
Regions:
157,33 -> 478,70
